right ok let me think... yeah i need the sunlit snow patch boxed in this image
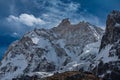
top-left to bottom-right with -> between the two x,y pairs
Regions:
97,45 -> 118,63
31,37 -> 39,44
115,23 -> 120,27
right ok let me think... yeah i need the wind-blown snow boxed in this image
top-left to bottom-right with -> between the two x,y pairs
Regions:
96,45 -> 118,63
80,41 -> 100,59
62,61 -> 91,72
28,72 -> 53,78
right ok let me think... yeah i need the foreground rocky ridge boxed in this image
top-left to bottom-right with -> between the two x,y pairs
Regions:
13,71 -> 99,80
0,18 -> 103,80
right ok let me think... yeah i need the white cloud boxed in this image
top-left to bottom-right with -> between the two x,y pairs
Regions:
7,13 -> 45,26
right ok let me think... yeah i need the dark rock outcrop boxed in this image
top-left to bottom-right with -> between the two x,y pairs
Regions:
46,71 -> 99,80
97,10 -> 120,80
99,10 -> 120,51
12,71 -> 100,80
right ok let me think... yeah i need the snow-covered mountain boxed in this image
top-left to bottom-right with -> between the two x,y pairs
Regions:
94,10 -> 120,80
0,18 -> 103,80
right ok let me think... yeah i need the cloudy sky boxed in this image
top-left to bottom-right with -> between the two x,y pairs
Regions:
0,0 -> 120,59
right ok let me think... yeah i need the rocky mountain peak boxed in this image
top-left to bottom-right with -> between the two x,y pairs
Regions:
106,10 -> 120,27
58,18 -> 71,27
99,10 -> 120,51
96,10 -> 120,80
0,18 -> 103,80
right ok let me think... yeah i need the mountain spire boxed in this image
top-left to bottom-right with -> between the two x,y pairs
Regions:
58,18 -> 70,27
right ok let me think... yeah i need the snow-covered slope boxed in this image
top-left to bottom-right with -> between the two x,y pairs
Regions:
0,18 -> 103,80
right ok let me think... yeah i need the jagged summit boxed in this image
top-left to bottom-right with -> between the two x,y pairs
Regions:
54,18 -> 103,38
107,10 -> 120,27
58,18 -> 71,27
108,10 -> 120,20
58,18 -> 94,28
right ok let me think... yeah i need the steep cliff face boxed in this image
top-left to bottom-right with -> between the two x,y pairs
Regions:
100,10 -> 120,51
0,19 -> 103,80
96,10 -> 120,80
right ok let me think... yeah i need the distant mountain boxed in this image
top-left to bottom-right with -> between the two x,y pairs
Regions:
0,18 -> 103,80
